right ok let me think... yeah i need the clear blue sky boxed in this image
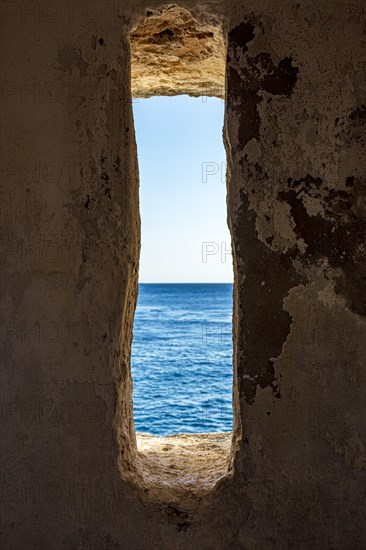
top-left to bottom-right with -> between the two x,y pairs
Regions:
132,95 -> 233,283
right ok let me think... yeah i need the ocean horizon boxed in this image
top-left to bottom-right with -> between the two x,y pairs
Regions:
131,283 -> 233,435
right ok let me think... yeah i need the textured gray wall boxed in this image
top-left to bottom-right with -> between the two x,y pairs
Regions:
1,1 -> 365,548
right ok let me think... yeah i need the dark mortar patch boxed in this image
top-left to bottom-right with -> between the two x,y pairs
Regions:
100,155 -> 110,186
347,104 -> 366,144
227,21 -> 298,151
161,505 -> 193,532
228,65 -> 260,145
234,182 -> 304,404
228,21 -> 256,55
335,104 -> 366,147
262,56 -> 299,97
279,175 -> 366,316
56,46 -> 89,77
113,155 -> 122,175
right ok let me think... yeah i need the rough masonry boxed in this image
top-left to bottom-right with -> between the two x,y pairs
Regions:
1,1 -> 366,548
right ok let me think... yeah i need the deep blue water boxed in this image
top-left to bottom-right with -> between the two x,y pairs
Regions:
131,283 -> 233,435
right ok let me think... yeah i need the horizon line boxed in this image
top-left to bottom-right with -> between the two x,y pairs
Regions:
138,281 -> 233,284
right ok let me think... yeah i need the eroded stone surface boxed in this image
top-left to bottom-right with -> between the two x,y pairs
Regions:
2,1 -> 366,548
136,433 -> 231,504
130,5 -> 225,98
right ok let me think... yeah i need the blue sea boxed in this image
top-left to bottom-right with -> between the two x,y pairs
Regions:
131,283 -> 233,435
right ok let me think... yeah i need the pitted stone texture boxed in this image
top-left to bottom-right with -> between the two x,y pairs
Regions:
2,1 -> 366,548
136,432 -> 231,505
130,5 -> 225,98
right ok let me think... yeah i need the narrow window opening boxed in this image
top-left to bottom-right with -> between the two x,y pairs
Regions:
129,6 -> 232,499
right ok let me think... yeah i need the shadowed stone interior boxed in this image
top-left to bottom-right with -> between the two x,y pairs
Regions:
1,1 -> 365,548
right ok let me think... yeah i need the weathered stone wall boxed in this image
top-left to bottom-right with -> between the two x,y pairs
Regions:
1,1 -> 365,548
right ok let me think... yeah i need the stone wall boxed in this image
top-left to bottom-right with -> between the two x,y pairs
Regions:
1,1 -> 365,548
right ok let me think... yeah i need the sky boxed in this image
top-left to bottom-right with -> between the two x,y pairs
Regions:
132,95 -> 233,283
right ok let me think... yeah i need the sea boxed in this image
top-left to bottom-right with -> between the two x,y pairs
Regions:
131,283 -> 233,435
